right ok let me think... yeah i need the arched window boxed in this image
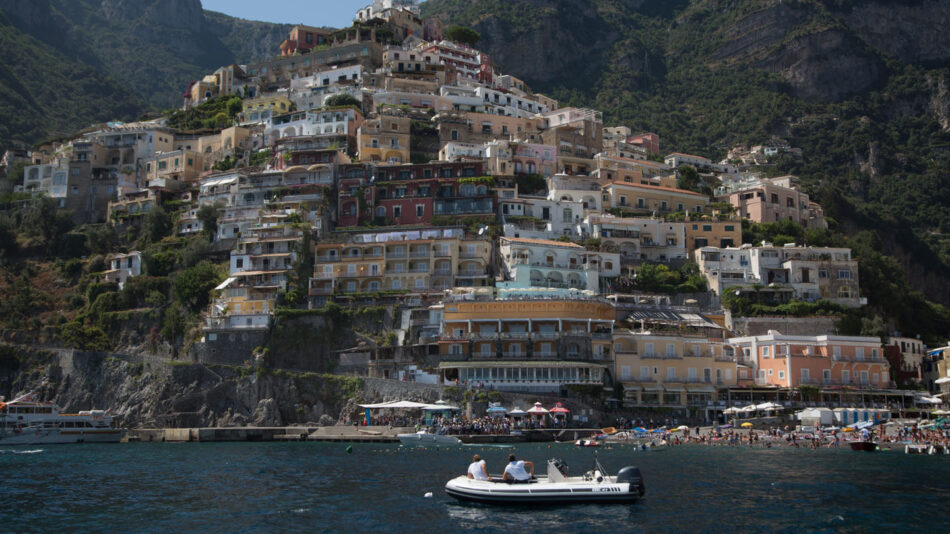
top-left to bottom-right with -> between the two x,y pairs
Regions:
375,206 -> 386,217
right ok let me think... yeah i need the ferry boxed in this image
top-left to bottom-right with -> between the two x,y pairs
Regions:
0,392 -> 125,445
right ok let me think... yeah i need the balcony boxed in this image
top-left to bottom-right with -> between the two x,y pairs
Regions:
410,249 -> 430,258
387,251 -> 407,259
433,268 -> 452,276
409,266 -> 430,273
316,255 -> 339,263
312,272 -> 335,279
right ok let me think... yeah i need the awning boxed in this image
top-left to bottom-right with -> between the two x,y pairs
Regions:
663,385 -> 685,392
686,384 -> 716,393
621,383 -> 642,390
215,277 -> 236,290
201,175 -> 238,188
643,385 -> 663,392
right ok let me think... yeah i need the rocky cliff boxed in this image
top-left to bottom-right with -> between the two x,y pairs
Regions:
0,347 -> 446,428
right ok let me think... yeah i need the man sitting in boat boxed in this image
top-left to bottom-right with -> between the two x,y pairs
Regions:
502,454 -> 534,482
467,454 -> 490,481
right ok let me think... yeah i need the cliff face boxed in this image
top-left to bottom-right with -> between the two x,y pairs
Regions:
0,0 -> 288,149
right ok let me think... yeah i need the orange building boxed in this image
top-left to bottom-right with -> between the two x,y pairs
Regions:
436,292 -> 615,392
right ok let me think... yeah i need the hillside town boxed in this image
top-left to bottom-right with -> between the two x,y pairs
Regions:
4,0 -> 948,423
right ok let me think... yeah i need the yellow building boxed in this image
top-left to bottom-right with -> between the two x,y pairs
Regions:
436,293 -> 615,393
241,95 -> 293,123
310,228 -> 491,297
603,182 -> 709,215
357,114 -> 411,163
683,220 -> 741,252
144,149 -> 202,189
614,329 -> 736,409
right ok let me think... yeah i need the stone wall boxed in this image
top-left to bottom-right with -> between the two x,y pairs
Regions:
726,313 -> 840,337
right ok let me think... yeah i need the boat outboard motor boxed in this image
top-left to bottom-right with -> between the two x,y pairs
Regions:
550,458 -> 569,476
616,466 -> 646,497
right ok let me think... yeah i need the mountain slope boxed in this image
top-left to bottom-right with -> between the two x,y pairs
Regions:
0,0 -> 289,149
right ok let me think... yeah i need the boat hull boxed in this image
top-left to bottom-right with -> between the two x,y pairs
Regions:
849,441 -> 877,452
0,428 -> 125,446
445,477 -> 640,505
397,433 -> 461,447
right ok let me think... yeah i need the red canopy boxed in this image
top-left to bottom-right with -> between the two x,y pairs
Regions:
549,402 -> 570,414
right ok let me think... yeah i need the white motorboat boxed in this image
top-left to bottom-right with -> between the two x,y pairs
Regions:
0,393 -> 125,445
445,458 -> 645,505
397,430 -> 462,447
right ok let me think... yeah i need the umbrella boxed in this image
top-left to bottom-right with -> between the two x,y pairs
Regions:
740,422 -> 754,428
549,402 -> 570,414
508,407 -> 527,417
676,425 -> 690,431
633,426 -> 647,434
527,402 -> 549,415
486,403 -> 508,414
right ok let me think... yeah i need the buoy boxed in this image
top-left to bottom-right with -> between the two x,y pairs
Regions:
346,445 -> 353,454
424,492 -> 433,498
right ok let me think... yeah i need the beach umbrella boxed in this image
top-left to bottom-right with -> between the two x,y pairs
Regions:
676,425 -> 690,431
527,402 -> 549,415
486,403 -> 508,414
508,407 -> 527,417
740,422 -> 754,428
549,402 -> 570,414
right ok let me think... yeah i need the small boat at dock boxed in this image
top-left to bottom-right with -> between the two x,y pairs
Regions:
397,430 -> 461,447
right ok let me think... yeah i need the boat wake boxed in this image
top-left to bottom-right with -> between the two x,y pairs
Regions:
0,449 -> 44,454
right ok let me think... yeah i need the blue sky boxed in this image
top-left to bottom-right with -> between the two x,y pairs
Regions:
201,0 -> 416,29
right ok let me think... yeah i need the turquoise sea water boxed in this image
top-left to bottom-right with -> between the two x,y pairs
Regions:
1,441 -> 948,533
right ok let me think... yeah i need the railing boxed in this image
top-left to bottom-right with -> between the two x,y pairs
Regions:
433,269 -> 452,275
457,270 -> 485,277
387,252 -> 407,259
409,267 -> 429,273
410,250 -> 430,258
312,272 -> 335,279
316,255 -> 339,263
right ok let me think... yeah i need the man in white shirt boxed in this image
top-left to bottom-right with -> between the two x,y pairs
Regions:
502,453 -> 534,482
467,454 -> 490,480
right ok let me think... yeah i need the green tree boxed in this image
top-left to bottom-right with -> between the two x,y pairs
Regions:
196,203 -> 220,241
173,261 -> 222,312
324,94 -> 362,111
676,165 -> 702,192
141,206 -> 172,245
444,25 -> 480,47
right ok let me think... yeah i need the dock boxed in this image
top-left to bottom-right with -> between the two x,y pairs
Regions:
124,426 -> 586,444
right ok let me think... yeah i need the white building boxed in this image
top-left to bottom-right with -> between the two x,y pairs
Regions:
695,243 -> 864,307
103,251 -> 142,289
499,190 -> 584,239
497,237 -> 620,294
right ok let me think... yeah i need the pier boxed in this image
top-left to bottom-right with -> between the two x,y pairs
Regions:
124,426 -> 581,443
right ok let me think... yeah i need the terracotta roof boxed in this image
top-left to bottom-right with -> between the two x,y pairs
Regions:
606,181 -> 708,198
503,237 -> 584,248
667,152 -> 711,160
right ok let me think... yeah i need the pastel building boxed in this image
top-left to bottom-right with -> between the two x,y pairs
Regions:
614,330 -> 735,408
499,190 -> 584,239
694,243 -> 863,307
357,114 -> 411,163
240,95 -> 294,124
484,139 -> 557,177
588,216 -> 688,264
436,293 -> 616,392
728,331 -> 890,389
717,175 -> 826,228
497,237 -> 620,294
602,181 -> 709,215
102,251 -> 142,289
309,227 -> 491,299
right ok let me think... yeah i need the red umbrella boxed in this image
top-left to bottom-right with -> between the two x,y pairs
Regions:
549,402 -> 570,414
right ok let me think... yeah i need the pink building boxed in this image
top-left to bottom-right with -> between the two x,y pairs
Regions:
728,331 -> 891,389
718,176 -> 826,228
628,133 -> 659,155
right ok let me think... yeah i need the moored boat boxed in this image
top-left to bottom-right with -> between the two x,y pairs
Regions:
849,441 -> 877,452
397,430 -> 461,447
445,457 -> 645,505
0,393 -> 125,445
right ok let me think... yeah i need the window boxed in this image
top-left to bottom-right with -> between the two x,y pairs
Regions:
621,366 -> 630,380
640,366 -> 649,379
762,346 -> 770,357
703,225 -> 712,231
415,205 -> 424,217
393,206 -> 401,219
819,269 -> 828,279
801,368 -> 810,382
644,343 -> 654,357
833,346 -> 842,359
666,367 -> 676,379
778,371 -> 785,380
665,344 -> 676,357
855,347 -> 864,361
837,270 -> 852,279
842,369 -> 850,383
771,193 -> 779,204
235,258 -> 243,269
823,369 -> 831,383
725,225 -> 735,232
